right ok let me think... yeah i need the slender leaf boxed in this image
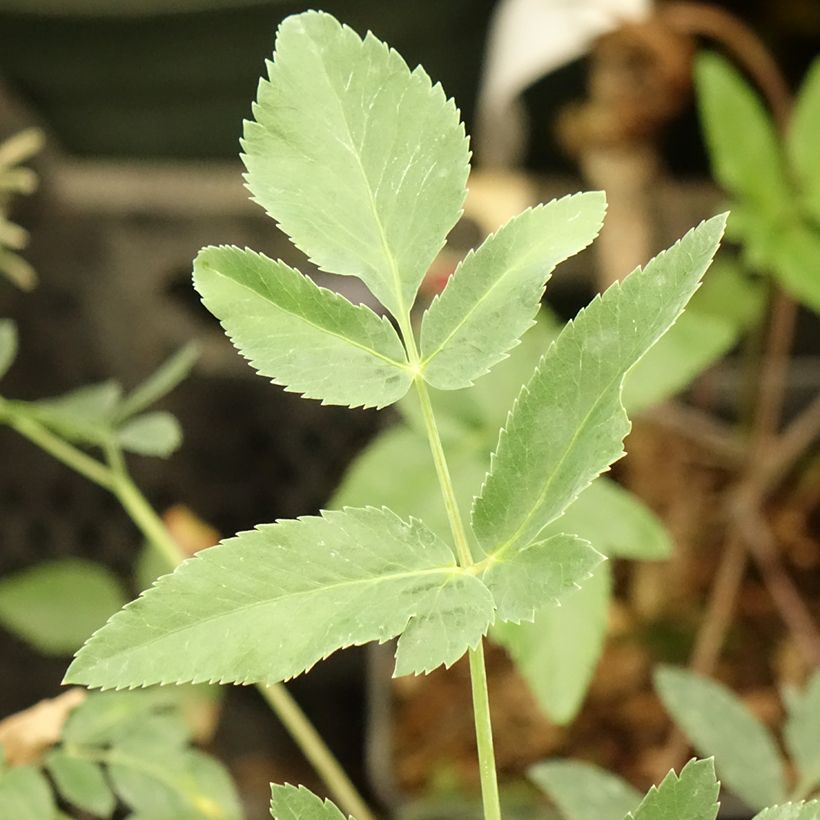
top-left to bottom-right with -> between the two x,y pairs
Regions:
116,411 -> 182,457
654,666 -> 787,809
472,216 -> 725,558
0,766 -> 57,820
270,784 -> 347,819
482,532 -> 602,623
789,57 -> 820,224
755,804 -> 820,820
194,246 -> 411,408
785,672 -> 820,791
0,319 -> 17,381
242,11 -> 469,317
25,381 -> 121,444
529,758 -> 641,820
46,749 -> 116,817
420,193 -> 606,389
494,562 -> 611,724
626,758 -> 719,820
0,559 -> 127,655
116,342 -> 199,421
66,507 -> 494,689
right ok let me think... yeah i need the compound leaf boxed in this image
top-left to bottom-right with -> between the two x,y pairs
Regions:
270,784 -> 347,819
626,758 -> 719,820
472,216 -> 725,558
482,532 -> 602,623
242,11 -> 469,317
0,559 -> 127,655
755,804 -> 820,820
420,193 -> 605,390
194,246 -> 411,408
529,758 -> 641,820
65,507 -> 494,689
494,562 -> 611,725
46,750 -> 116,817
654,666 -> 787,809
0,319 -> 17,381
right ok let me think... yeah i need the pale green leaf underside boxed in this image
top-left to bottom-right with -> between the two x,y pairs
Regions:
45,750 -> 116,817
0,319 -> 17,381
493,562 -> 611,725
65,507 -> 494,689
242,11 -> 469,317
529,758 -> 641,820
785,672 -> 820,788
627,758 -> 719,820
755,803 -> 820,820
696,52 -> 791,215
0,558 -> 127,655
420,193 -> 606,390
194,246 -> 411,408
270,784 -> 348,819
789,58 -> 820,223
654,666 -> 787,809
472,216 -> 726,557
482,532 -> 603,623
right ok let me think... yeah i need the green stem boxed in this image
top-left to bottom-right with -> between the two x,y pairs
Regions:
403,319 -> 502,820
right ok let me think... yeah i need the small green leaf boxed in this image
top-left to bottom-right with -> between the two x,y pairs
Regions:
494,562 -> 611,725
270,783 -> 347,819
482,532 -> 603,623
0,319 -> 17,381
116,411 -> 183,457
626,758 -> 719,820
116,342 -> 199,421
789,57 -> 820,224
472,216 -> 725,558
0,766 -> 58,819
420,193 -> 606,390
768,223 -> 820,314
242,11 -> 469,317
46,749 -> 116,817
194,246 -> 411,408
0,559 -> 127,654
25,381 -> 121,444
696,52 -> 791,218
528,758 -> 641,820
654,666 -> 787,809
66,508 -> 494,689
784,672 -> 820,792
754,803 -> 820,820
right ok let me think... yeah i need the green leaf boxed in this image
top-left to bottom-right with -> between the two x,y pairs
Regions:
109,743 -> 241,819
768,223 -> 820,314
0,318 -> 17,381
193,246 -> 410,408
542,479 -> 672,561
528,758 -> 641,820
270,784 -> 347,819
482,532 -> 602,623
754,803 -> 820,820
0,766 -> 57,820
116,411 -> 183,457
654,666 -> 787,809
116,342 -> 199,421
695,52 -> 791,217
420,193 -> 606,390
66,507 -> 494,689
0,559 -> 127,654
784,672 -> 820,791
26,381 -> 121,444
789,57 -> 820,224
46,749 -> 116,817
242,11 -> 469,317
626,758 -> 719,820
471,216 -> 726,559
494,562 -> 611,725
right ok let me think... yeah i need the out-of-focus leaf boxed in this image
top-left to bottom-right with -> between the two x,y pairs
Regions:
784,672 -> 820,793
116,411 -> 183,457
46,749 -> 116,817
24,381 -> 121,444
789,57 -> 820,224
0,319 -> 17,381
0,766 -> 57,819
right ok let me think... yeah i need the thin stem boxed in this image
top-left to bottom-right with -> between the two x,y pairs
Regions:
259,684 -> 376,820
402,315 -> 502,820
